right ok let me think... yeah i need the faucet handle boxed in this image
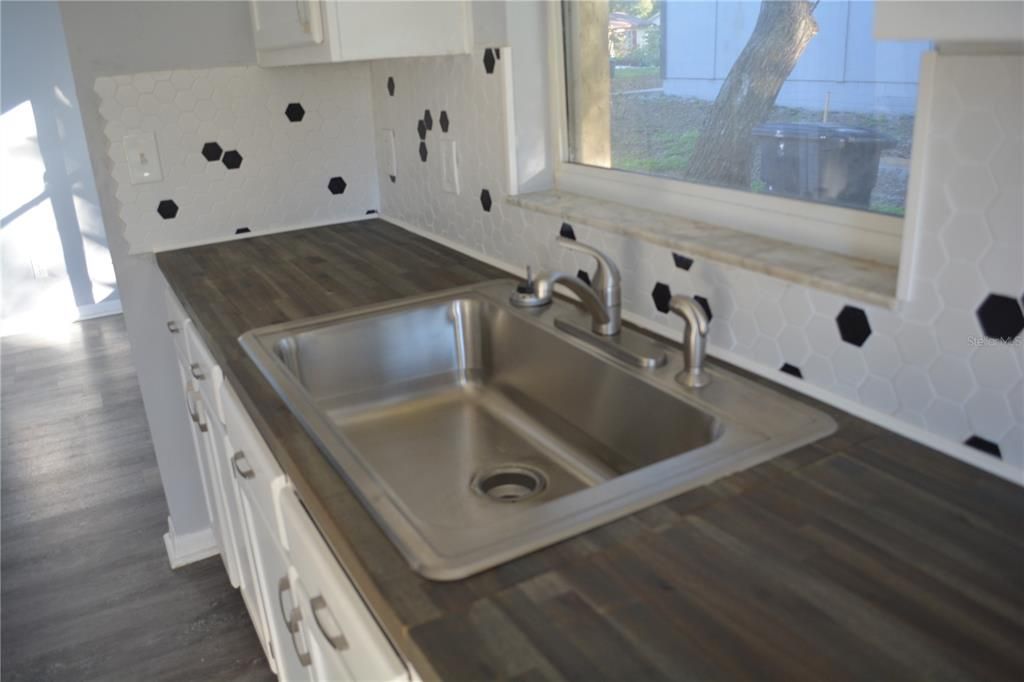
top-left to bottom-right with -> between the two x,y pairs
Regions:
555,237 -> 620,292
669,295 -> 709,335
669,295 -> 710,388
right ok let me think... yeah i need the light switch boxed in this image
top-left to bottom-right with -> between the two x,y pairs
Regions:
123,132 -> 163,184
441,140 -> 460,194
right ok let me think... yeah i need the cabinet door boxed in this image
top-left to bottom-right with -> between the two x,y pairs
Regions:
331,1 -> 470,61
221,441 -> 274,667
250,0 -> 323,50
280,490 -> 408,682
191,394 -> 240,588
180,368 -> 223,558
243,483 -> 314,682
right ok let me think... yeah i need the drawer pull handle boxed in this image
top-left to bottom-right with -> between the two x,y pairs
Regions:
311,595 -> 349,651
185,391 -> 209,433
289,607 -> 312,667
232,451 -> 255,480
278,577 -> 311,667
190,363 -> 205,380
166,321 -> 180,334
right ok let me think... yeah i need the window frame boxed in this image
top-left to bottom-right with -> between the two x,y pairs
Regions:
546,0 -> 909,267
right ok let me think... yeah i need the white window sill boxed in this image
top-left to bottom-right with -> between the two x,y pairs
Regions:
507,189 -> 900,309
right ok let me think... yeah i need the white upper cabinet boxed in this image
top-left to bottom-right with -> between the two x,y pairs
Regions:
251,0 -> 472,67
251,0 -> 325,51
875,0 -> 1024,43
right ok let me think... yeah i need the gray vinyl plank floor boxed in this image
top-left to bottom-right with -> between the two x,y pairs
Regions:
2,315 -> 274,682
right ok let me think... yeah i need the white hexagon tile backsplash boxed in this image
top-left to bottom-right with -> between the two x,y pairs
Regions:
96,63 -> 379,253
371,51 -> 1023,477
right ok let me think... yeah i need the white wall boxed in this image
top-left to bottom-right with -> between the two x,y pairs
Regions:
1,1 -> 117,335
59,1 -> 258,540
96,63 -> 378,254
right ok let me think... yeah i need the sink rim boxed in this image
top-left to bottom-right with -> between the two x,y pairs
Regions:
240,279 -> 837,580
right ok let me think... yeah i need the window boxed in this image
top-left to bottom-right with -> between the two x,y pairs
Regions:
562,0 -> 930,219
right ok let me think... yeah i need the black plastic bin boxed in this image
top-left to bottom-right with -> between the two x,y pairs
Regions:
752,122 -> 896,208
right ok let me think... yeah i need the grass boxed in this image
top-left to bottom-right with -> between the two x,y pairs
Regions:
616,130 -> 699,175
611,66 -> 661,93
609,92 -> 913,214
869,201 -> 905,216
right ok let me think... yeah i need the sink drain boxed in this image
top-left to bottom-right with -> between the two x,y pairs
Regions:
472,466 -> 547,503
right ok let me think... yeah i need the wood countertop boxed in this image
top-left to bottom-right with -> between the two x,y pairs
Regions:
157,219 -> 1024,681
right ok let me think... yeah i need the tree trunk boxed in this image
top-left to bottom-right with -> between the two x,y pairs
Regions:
685,1 -> 818,188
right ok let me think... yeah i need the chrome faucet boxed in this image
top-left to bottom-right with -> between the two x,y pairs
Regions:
669,295 -> 710,387
510,237 -> 621,336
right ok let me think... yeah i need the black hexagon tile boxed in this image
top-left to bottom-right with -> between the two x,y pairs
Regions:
672,252 -> 694,270
423,109 -> 433,131
417,119 -> 427,141
694,295 -> 712,321
480,189 -> 492,212
201,142 -> 222,162
365,209 -> 378,215
652,282 -> 672,314
559,223 -> 576,240
483,48 -> 496,74
419,142 -> 428,162
387,76 -> 395,97
439,111 -> 450,133
235,227 -> 251,235
577,270 -> 591,286
222,150 -> 243,170
976,293 -> 1024,341
780,363 -> 803,379
285,102 -> 305,122
836,305 -> 871,346
965,435 -> 1001,458
157,199 -> 178,219
327,176 -> 347,195
388,174 -> 396,184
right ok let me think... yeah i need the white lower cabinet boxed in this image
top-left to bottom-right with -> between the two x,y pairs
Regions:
164,279 -> 409,681
279,490 -> 408,682
243,479 -> 310,680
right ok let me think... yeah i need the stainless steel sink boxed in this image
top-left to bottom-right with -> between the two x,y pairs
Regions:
241,280 -> 835,580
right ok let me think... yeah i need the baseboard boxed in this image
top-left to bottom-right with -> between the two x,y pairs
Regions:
383,213 -> 1022,487
163,516 -> 219,569
77,298 -> 123,320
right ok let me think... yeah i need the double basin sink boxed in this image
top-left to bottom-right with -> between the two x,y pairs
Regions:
241,280 -> 835,580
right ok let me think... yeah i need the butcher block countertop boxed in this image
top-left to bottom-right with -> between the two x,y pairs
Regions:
157,219 -> 1024,681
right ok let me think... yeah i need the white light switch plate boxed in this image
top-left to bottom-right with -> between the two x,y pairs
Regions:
441,139 -> 459,194
123,132 -> 163,184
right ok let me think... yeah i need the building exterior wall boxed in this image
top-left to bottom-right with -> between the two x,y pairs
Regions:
662,1 -> 930,114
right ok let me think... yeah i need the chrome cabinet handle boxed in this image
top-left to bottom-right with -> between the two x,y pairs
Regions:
277,576 -> 292,626
311,595 -> 349,651
289,608 -> 312,667
196,409 -> 209,433
166,320 -> 180,334
278,577 -> 311,667
185,390 -> 199,424
190,362 -> 205,380
231,451 -> 255,480
186,391 -> 209,433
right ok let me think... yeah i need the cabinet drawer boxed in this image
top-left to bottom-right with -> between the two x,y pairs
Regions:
280,490 -> 407,682
163,283 -> 189,363
222,382 -> 288,544
185,322 -> 225,424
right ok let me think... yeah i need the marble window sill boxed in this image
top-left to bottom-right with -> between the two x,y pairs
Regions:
508,190 -> 899,309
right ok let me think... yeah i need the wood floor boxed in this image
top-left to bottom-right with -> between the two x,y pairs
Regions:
1,315 -> 272,682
